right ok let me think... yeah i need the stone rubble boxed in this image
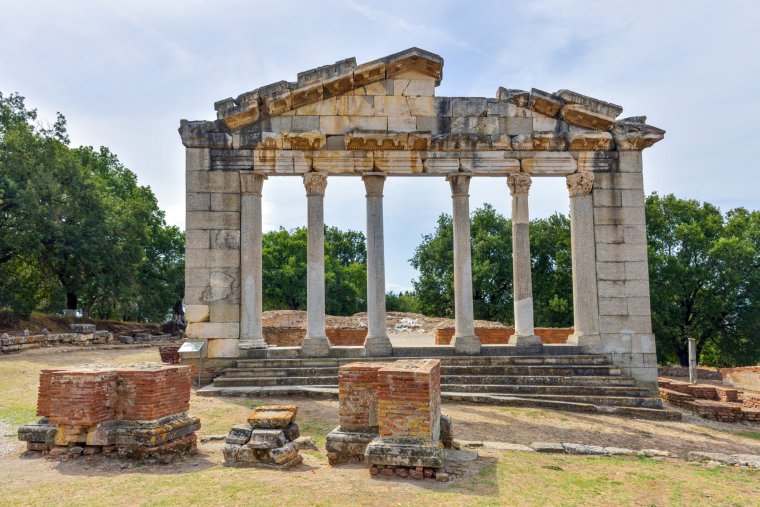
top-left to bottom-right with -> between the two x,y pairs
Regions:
222,405 -> 304,468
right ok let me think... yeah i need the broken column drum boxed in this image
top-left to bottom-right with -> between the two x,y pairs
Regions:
180,47 -> 666,389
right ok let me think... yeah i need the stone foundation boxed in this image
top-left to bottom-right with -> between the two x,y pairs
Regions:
658,378 -> 760,423
19,364 -> 199,459
223,405 -> 303,468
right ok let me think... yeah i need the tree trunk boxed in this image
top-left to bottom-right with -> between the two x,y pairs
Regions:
66,292 -> 77,311
675,346 -> 689,367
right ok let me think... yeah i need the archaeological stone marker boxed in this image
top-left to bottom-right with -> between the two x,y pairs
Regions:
179,48 -> 665,389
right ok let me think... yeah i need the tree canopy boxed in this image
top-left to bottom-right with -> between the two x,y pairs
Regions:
410,204 -> 572,327
262,226 -> 367,316
0,92 -> 184,321
646,193 -> 760,367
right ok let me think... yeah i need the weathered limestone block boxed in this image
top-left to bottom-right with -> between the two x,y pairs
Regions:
247,405 -> 298,429
353,61 -> 386,88
532,132 -> 567,151
345,132 -> 408,150
185,266 -> 209,288
247,429 -> 288,449
521,153 -> 577,175
294,97 -> 337,116
336,95 -> 374,116
528,88 -> 563,117
290,81 -> 324,110
186,148 -> 211,171
423,155 -> 460,174
202,269 -> 239,301
532,117 -> 563,132
393,79 -> 435,97
451,117 -> 500,136
388,115 -> 417,132
187,193 -> 211,211
207,338 -> 240,358
212,230 -> 241,249
186,171 -> 240,194
560,104 -> 615,131
567,131 -> 614,151
373,151 -> 423,174
556,90 -> 623,120
186,212 -> 240,231
312,151 -> 373,173
209,303 -> 239,323
451,97 -> 488,117
283,422 -> 300,442
459,153 -> 519,175
186,323 -> 239,339
18,423 -> 57,444
270,441 -> 299,464
500,117 -> 533,136
185,305 -> 210,323
374,95 -> 411,116
326,426 -> 377,464
364,440 -> 445,468
179,120 -> 232,149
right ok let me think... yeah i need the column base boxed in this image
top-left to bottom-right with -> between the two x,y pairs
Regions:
565,333 -> 601,349
301,335 -> 331,357
364,334 -> 393,357
452,334 -> 481,355
238,339 -> 268,350
508,334 -> 543,347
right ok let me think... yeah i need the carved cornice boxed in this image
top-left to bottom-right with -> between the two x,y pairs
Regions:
507,173 -> 532,196
303,172 -> 328,196
566,172 -> 594,197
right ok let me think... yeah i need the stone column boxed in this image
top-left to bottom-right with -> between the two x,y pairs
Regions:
301,173 -> 330,357
239,171 -> 267,350
565,173 -> 601,349
362,173 -> 392,356
507,173 -> 542,347
447,174 -> 481,354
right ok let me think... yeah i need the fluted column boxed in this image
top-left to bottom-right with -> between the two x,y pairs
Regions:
362,173 -> 392,356
447,173 -> 481,354
239,171 -> 267,350
508,173 -> 542,347
301,173 -> 330,357
565,173 -> 601,348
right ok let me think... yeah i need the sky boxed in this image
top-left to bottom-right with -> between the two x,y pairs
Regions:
2,0 -> 759,291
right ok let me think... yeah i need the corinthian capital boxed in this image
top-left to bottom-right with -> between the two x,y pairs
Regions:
240,171 -> 267,195
566,172 -> 594,197
507,173 -> 532,196
303,173 -> 328,197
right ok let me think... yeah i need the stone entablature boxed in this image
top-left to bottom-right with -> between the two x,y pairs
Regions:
179,48 -> 665,389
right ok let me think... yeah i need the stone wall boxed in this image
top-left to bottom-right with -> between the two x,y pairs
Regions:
435,326 -> 573,345
592,151 -> 658,388
262,327 -> 368,347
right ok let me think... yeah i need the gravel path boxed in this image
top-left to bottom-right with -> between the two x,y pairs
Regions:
0,421 -> 22,459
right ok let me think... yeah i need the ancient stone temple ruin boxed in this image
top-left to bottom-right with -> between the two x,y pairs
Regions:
179,48 -> 665,391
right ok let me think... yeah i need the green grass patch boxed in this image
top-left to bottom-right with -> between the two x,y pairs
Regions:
737,430 -> 760,441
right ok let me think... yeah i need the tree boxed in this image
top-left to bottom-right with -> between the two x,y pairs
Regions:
0,92 -> 184,321
647,193 -> 760,366
386,291 -> 419,313
410,204 -> 572,327
262,226 -> 367,315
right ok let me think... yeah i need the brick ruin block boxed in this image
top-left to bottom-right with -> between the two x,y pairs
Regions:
328,359 -> 451,471
20,364 -> 199,460
376,359 -> 441,444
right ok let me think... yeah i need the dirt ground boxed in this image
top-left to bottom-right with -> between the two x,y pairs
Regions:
1,346 -> 759,506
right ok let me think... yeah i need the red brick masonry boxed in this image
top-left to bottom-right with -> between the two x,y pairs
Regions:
338,363 -> 387,432
658,378 -> 760,423
435,327 -> 574,345
37,365 -> 191,424
376,359 -> 441,443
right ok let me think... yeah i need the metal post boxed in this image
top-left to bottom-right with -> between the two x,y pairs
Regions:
688,337 -> 697,384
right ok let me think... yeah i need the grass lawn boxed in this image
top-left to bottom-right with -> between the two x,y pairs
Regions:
1,346 -> 759,506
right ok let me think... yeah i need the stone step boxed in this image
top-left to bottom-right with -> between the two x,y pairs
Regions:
440,393 -> 680,421
222,367 -> 340,378
195,385 -> 679,421
234,354 -> 612,369
213,375 -> 339,387
440,375 -> 636,387
440,383 -> 652,397
222,364 -> 619,378
492,394 -> 662,408
440,365 -> 621,376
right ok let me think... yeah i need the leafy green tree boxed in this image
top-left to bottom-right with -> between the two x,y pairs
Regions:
647,193 -> 760,366
410,204 -> 572,327
262,226 -> 367,315
386,291 -> 420,313
0,92 -> 184,321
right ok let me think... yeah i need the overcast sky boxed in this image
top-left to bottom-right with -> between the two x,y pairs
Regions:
2,0 -> 759,291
